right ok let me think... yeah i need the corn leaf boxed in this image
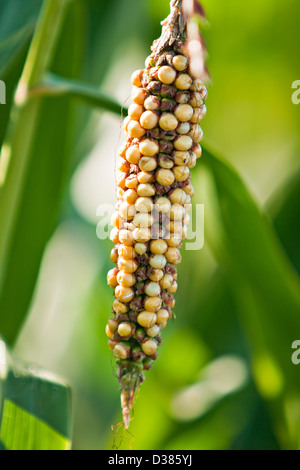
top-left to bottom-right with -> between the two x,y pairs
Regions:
0,337 -> 72,450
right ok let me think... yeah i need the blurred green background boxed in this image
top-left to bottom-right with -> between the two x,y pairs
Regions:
0,0 -> 300,450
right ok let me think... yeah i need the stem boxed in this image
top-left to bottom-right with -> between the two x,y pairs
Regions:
28,73 -> 126,116
0,0 -> 70,345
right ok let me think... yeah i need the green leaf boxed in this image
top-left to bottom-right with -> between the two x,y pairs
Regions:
0,337 -> 72,450
0,0 -> 42,77
0,0 -> 77,345
200,147 -> 300,447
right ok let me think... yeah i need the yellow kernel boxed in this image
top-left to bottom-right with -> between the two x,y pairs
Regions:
123,189 -> 138,205
144,296 -> 162,312
174,104 -> 193,122
117,271 -> 136,287
145,282 -> 161,297
193,143 -> 202,159
183,181 -> 194,197
150,239 -> 168,255
138,171 -> 155,184
110,247 -> 118,264
113,299 -> 128,314
160,273 -> 173,290
110,227 -> 120,244
133,212 -> 154,228
114,344 -> 130,359
134,243 -> 148,255
116,173 -> 126,189
148,268 -> 164,282
139,139 -> 159,157
191,105 -> 206,124
142,339 -> 157,356
146,325 -> 160,337
170,204 -> 185,220
167,233 -> 182,247
187,152 -> 197,169
159,113 -> 178,131
172,150 -> 189,165
118,143 -> 127,158
169,188 -> 186,205
107,268 -> 119,287
117,257 -> 138,273
118,244 -> 136,259
123,116 -> 131,132
140,111 -> 159,130
131,87 -> 147,104
158,65 -> 176,84
156,309 -> 169,324
131,69 -> 143,87
176,122 -> 190,135
156,168 -> 175,186
127,120 -> 146,138
139,157 -> 157,172
126,146 -> 141,164
108,318 -> 118,333
115,285 -> 135,303
118,322 -> 133,337
149,254 -> 167,269
133,227 -> 151,242
119,202 -> 136,220
119,229 -> 134,246
189,92 -> 203,107
175,73 -> 192,90
144,95 -> 160,111
174,135 -> 193,151
167,220 -> 183,234
155,197 -> 171,213
173,55 -> 188,71
128,103 -> 143,120
173,165 -> 190,182
137,183 -> 155,197
137,311 -> 157,328
188,124 -> 203,143
125,175 -> 139,189
106,324 -> 115,338
168,281 -> 178,294
165,247 -> 182,265
135,197 -> 154,213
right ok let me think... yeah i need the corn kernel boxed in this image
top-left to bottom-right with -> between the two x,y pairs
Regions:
137,183 -> 155,197
117,271 -> 136,287
167,233 -> 182,247
156,308 -> 169,324
131,87 -> 147,104
144,296 -> 162,312
159,113 -> 178,131
113,299 -> 128,314
133,212 -> 154,228
142,339 -> 157,356
175,104 -> 193,122
173,165 -> 190,182
189,124 -> 203,142
138,171 -> 155,184
170,204 -> 185,220
126,146 -> 141,164
134,243 -> 148,255
177,122 -> 190,135
133,227 -> 151,242
158,66 -> 176,84
135,197 -> 153,213
150,239 -> 168,255
107,268 -> 119,287
156,168 -> 175,186
110,227 -> 120,244
165,247 -> 182,264
137,311 -> 157,328
127,120 -> 146,138
175,73 -> 192,90
115,285 -> 135,303
144,95 -> 161,111
174,135 -> 193,151
149,254 -> 167,269
118,244 -> 136,259
193,143 -> 202,159
146,325 -> 160,337
131,69 -> 144,87
128,103 -> 143,120
145,282 -> 161,297
140,111 -> 159,130
108,317 -> 118,333
119,229 -> 134,246
114,344 -> 130,359
160,273 -> 173,289
169,188 -> 186,205
118,257 -> 138,273
118,322 -> 133,337
119,201 -> 136,220
148,268 -> 164,282
155,197 -> 171,213
139,156 -> 157,172
168,281 -> 178,294
173,55 -> 188,71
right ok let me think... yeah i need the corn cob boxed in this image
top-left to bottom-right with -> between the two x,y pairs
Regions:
106,0 -> 207,428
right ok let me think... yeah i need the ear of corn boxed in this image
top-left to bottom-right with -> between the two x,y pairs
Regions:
106,0 -> 207,428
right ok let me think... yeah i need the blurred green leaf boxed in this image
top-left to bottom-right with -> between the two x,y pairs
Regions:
200,147 -> 300,447
0,0 -> 42,77
0,0 -> 77,345
0,337 -> 72,450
